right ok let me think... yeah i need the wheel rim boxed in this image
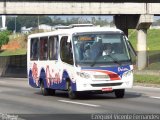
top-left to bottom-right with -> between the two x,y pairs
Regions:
40,82 -> 44,94
68,84 -> 72,96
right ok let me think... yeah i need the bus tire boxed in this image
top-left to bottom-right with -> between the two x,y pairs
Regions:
40,81 -> 49,96
48,89 -> 55,96
67,81 -> 77,99
115,89 -> 125,98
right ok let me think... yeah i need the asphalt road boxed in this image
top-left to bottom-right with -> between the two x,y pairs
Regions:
0,77 -> 160,120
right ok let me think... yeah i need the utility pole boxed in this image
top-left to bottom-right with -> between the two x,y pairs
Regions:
38,16 -> 39,32
2,15 -> 6,30
14,16 -> 17,33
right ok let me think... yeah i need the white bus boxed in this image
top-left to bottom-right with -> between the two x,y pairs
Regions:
27,25 -> 136,99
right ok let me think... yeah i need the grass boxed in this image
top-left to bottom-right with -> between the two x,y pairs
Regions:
129,29 -> 160,51
146,62 -> 160,70
0,34 -> 27,56
0,49 -> 26,56
129,29 -> 160,70
134,74 -> 160,85
128,29 -> 160,85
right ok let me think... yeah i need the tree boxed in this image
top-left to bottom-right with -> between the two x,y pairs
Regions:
51,16 -> 65,25
7,17 -> 21,32
66,17 -> 79,25
0,30 -> 10,49
6,16 -> 53,32
39,16 -> 52,25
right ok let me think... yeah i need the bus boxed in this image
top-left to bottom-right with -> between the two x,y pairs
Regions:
27,24 -> 136,99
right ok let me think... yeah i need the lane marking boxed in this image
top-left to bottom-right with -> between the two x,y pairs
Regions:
149,96 -> 160,99
58,100 -> 100,107
0,81 -> 6,83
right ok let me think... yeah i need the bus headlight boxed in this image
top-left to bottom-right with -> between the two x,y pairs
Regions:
76,72 -> 90,79
123,70 -> 133,77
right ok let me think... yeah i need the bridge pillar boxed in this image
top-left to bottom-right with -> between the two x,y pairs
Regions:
136,14 -> 153,70
114,14 -> 153,70
137,29 -> 147,70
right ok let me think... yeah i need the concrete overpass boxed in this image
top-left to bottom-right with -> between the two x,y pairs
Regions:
0,0 -> 160,70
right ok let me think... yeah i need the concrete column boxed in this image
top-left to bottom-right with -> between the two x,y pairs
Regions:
2,15 -> 6,29
136,14 -> 153,70
137,29 -> 147,70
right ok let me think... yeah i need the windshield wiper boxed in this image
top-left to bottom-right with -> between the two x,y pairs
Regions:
107,54 -> 121,66
91,53 -> 122,67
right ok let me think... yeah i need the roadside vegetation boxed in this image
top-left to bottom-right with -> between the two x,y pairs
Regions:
0,30 -> 10,49
134,74 -> 160,86
129,29 -> 160,51
129,29 -> 160,70
0,33 -> 27,56
0,48 -> 26,56
0,16 -> 160,86
129,29 -> 160,85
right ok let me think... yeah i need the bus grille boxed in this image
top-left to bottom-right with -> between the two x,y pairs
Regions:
94,75 -> 109,79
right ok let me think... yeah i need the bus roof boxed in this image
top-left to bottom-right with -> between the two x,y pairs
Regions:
28,26 -> 123,39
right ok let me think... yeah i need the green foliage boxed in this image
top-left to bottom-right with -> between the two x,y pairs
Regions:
0,48 -> 26,56
147,29 -> 160,51
7,18 -> 21,32
6,16 -> 111,32
129,29 -> 160,70
129,29 -> 160,51
7,16 -> 53,32
52,16 -> 66,25
95,17 -> 109,26
134,74 -> 160,85
146,62 -> 160,70
128,29 -> 137,50
0,30 -> 10,48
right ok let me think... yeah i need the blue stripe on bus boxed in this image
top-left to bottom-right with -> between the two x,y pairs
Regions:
29,70 -> 39,88
29,69 -> 77,91
81,65 -> 131,78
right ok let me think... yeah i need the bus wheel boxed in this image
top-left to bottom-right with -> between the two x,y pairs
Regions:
40,81 -> 49,96
115,89 -> 125,98
48,89 -> 55,96
67,81 -> 77,99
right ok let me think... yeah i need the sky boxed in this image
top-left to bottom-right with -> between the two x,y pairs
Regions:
154,16 -> 160,21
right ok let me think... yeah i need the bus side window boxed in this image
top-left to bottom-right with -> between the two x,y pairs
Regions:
60,36 -> 73,65
40,37 -> 48,60
49,36 -> 59,60
30,38 -> 39,60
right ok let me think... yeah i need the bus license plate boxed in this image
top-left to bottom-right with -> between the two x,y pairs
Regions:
102,87 -> 112,92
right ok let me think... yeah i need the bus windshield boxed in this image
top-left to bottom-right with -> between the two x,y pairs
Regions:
72,32 -> 131,67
